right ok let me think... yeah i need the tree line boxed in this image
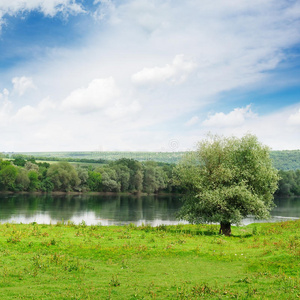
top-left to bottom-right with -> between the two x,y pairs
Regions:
0,156 -> 300,196
276,169 -> 300,197
0,158 -> 179,193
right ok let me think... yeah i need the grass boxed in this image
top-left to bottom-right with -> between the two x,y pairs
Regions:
0,221 -> 299,299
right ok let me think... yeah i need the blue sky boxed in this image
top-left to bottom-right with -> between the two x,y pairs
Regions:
0,0 -> 300,152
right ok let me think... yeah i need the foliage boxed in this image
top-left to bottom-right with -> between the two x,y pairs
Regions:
47,162 -> 81,192
28,171 -> 40,191
175,134 -> 279,235
15,168 -> 30,191
270,150 -> 300,170
276,169 -> 300,196
0,160 -> 18,191
143,161 -> 167,193
1,153 -> 299,195
87,170 -> 102,191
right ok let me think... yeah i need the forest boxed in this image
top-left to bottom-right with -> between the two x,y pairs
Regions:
0,155 -> 299,196
0,157 -> 178,194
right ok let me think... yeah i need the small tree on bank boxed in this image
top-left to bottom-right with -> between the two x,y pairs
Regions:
175,134 -> 279,236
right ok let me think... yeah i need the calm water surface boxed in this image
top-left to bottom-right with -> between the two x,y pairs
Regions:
0,194 -> 299,226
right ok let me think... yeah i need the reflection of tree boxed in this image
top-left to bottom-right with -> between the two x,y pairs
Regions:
91,194 -> 182,222
1,194 -> 298,224
272,197 -> 300,218
0,194 -> 40,219
0,194 -> 183,223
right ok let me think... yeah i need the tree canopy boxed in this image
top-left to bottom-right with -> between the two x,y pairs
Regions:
175,134 -> 279,236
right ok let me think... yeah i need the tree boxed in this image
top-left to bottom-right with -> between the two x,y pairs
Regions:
28,171 -> 40,191
100,169 -> 121,192
47,162 -> 80,192
15,168 -> 30,191
175,134 -> 279,236
25,161 -> 39,172
143,162 -> 167,193
0,160 -> 18,191
109,159 -> 144,192
87,170 -> 102,191
13,157 -> 26,167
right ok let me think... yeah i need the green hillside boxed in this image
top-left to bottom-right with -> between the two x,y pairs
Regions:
270,150 -> 300,170
3,149 -> 300,170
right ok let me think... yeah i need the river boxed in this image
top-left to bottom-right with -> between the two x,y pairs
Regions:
0,193 -> 299,226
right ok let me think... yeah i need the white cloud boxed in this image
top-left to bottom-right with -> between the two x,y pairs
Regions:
12,76 -> 36,96
1,1 -> 300,151
132,55 -> 196,86
203,106 -> 257,128
93,0 -> 116,21
13,97 -> 56,123
0,0 -> 84,19
178,104 -> 300,151
288,108 -> 300,126
0,89 -> 12,125
14,105 -> 42,122
61,77 -> 119,113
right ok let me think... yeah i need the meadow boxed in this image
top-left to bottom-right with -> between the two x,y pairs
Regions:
0,220 -> 299,299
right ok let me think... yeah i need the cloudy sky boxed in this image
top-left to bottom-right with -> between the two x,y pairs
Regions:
0,0 -> 300,152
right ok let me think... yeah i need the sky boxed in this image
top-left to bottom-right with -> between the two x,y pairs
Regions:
0,0 -> 300,152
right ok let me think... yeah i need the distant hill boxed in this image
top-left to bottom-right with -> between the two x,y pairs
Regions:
8,151 -> 186,164
270,150 -> 300,171
4,150 -> 300,170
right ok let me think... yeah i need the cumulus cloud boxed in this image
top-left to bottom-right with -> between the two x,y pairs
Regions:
12,76 -> 36,96
132,55 -> 196,86
14,105 -> 42,122
13,98 -> 56,123
202,106 -> 257,128
1,1 -> 300,151
61,77 -> 119,113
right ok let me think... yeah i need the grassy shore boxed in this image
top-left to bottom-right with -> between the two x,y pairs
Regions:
0,221 -> 299,299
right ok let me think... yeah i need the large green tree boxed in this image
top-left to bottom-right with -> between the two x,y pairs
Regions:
175,134 -> 279,236
47,162 -> 80,192
0,159 -> 18,191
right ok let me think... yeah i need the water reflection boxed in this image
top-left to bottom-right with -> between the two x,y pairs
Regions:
0,194 -> 299,226
0,193 -> 183,226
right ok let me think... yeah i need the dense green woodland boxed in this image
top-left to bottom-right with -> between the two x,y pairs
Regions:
0,158 -> 179,194
0,155 -> 299,196
1,149 -> 300,170
270,150 -> 300,170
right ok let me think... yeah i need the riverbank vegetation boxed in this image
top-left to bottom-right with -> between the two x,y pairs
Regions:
0,220 -> 299,299
0,157 -> 179,194
1,156 -> 300,196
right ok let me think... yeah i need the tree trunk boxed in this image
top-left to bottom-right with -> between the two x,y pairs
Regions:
219,221 -> 231,236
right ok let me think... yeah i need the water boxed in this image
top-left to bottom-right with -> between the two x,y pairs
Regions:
0,193 -> 299,226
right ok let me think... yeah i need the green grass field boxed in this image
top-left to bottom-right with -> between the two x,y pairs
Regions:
0,221 -> 299,299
